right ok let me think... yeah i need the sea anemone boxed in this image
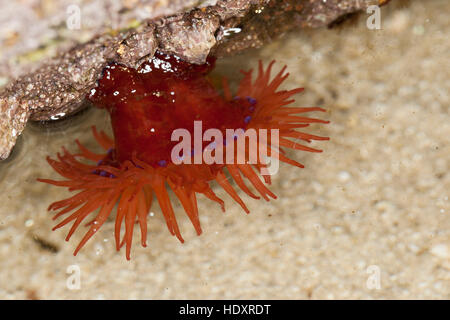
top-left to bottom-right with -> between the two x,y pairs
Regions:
38,52 -> 329,259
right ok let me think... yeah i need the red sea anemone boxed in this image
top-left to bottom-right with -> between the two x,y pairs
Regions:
38,51 -> 329,260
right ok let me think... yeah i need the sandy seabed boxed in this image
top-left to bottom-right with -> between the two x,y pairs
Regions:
0,0 -> 448,299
